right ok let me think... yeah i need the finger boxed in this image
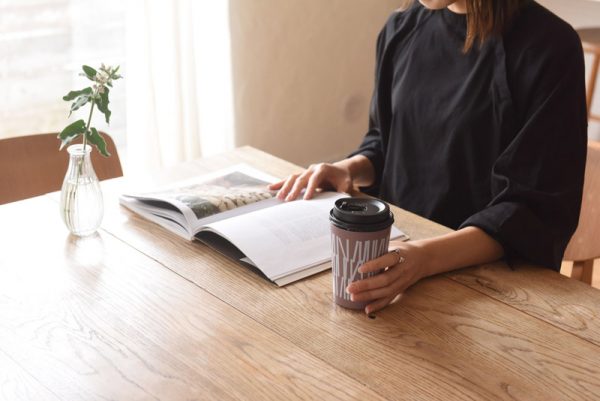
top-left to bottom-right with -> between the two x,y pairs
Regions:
350,284 -> 396,302
346,271 -> 392,294
346,269 -> 399,294
303,168 -> 326,200
365,294 -> 396,315
286,170 -> 312,201
268,180 -> 285,190
276,174 -> 299,200
358,250 -> 404,274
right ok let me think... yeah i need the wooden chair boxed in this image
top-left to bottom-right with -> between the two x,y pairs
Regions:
0,132 -> 123,205
577,28 -> 600,122
564,141 -> 600,284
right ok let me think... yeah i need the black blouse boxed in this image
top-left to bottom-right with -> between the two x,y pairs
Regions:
350,1 -> 587,270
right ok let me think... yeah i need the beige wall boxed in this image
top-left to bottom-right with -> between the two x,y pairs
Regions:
229,0 -> 400,167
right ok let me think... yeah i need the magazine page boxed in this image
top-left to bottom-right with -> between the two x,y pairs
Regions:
200,192 -> 408,283
120,198 -> 193,239
120,164 -> 280,232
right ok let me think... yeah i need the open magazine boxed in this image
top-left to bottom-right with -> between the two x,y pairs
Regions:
120,164 -> 408,286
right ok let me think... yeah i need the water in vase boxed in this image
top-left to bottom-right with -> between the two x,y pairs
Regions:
60,144 -> 104,236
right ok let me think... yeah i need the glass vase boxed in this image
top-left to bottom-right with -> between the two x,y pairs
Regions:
60,144 -> 104,236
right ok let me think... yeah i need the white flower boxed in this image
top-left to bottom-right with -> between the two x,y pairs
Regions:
93,83 -> 106,94
95,70 -> 110,85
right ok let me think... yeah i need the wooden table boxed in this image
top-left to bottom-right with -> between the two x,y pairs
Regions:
2,147 -> 600,401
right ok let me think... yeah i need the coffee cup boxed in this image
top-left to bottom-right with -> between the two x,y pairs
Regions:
329,197 -> 394,310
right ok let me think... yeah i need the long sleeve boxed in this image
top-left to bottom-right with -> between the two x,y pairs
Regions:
459,36 -> 588,270
348,24 -> 389,195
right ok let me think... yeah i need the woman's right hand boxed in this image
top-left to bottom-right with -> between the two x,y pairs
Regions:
268,162 -> 354,201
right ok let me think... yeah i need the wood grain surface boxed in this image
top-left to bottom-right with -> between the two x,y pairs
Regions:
89,147 -> 600,401
0,196 -> 388,401
99,213 -> 600,401
0,351 -> 60,401
446,263 -> 600,347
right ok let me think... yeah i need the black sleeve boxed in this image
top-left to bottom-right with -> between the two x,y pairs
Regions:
459,39 -> 588,271
347,24 -> 388,195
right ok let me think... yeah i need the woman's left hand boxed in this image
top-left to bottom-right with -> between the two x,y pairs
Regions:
346,240 -> 430,314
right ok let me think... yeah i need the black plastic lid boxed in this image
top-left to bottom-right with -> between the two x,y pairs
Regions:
329,197 -> 394,232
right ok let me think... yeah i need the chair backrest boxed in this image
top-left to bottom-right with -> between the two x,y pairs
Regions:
577,28 -> 600,121
564,141 -> 600,262
0,132 -> 123,205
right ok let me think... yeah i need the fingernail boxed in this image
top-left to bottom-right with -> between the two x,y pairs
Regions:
350,295 -> 355,301
345,285 -> 352,294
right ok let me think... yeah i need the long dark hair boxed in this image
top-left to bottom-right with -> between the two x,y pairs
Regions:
402,0 -> 526,51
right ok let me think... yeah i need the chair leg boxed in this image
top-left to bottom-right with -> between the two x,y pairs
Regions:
581,259 -> 595,285
572,260 -> 595,285
571,261 -> 583,281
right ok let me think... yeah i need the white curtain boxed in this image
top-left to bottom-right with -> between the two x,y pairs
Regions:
125,0 -> 235,176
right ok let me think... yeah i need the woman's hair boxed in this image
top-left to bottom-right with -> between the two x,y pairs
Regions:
401,0 -> 527,52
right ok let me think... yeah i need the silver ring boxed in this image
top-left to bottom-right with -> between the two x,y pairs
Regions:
391,248 -> 405,265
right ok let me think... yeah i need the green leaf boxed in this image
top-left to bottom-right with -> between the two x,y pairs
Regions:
58,119 -> 86,150
63,87 -> 92,101
82,65 -> 97,80
86,127 -> 110,157
95,87 -> 111,124
68,94 -> 91,117
111,66 -> 122,80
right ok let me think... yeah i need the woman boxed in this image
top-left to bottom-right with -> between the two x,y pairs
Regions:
269,0 -> 588,314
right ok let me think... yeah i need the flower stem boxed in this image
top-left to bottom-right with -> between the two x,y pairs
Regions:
77,90 -> 96,178
83,94 -> 96,152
